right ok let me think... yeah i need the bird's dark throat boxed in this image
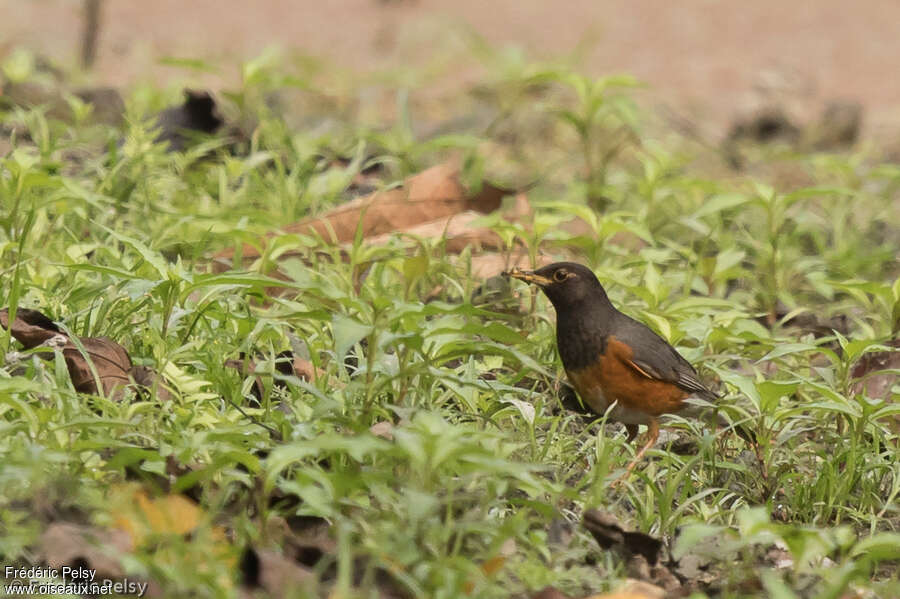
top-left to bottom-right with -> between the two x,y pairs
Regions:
556,305 -> 612,370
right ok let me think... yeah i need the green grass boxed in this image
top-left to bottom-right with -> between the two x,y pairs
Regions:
0,47 -> 899,598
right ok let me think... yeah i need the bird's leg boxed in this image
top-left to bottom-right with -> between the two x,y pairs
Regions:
624,424 -> 639,443
611,418 -> 659,487
630,418 -> 660,465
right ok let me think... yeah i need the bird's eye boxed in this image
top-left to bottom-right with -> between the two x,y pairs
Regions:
553,269 -> 568,282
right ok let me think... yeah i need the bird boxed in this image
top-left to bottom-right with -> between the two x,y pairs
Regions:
504,261 -> 720,482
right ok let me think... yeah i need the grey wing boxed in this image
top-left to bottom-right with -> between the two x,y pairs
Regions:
619,316 -> 719,400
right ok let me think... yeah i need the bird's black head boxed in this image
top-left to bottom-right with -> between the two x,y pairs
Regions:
504,262 -> 610,312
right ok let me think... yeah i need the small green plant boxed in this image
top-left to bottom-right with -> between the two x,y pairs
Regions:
0,45 -> 898,598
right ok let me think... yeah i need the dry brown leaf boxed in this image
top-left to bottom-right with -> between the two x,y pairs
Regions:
360,190 -> 531,255
104,484 -> 231,593
289,356 -> 323,382
256,515 -> 410,599
578,511 -> 687,597
274,350 -> 326,383
225,350 -> 328,402
63,336 -> 133,397
364,210 -> 504,253
224,356 -> 267,401
583,509 -> 662,564
850,339 -> 900,400
0,308 -> 64,347
369,420 -> 395,440
110,485 -> 231,568
264,514 -> 336,565
40,522 -> 133,579
128,365 -> 174,402
112,488 -> 204,545
467,538 -> 516,593
240,547 -> 315,596
482,538 -> 516,577
281,162 -> 506,243
624,556 -> 683,596
1,307 -> 169,401
214,162 -> 514,267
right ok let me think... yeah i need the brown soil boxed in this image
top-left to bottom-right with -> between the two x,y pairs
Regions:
2,0 -> 899,135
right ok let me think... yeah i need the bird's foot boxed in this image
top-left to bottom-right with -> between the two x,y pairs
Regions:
609,419 -> 658,488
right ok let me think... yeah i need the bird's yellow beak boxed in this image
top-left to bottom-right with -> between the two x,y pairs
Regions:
503,267 -> 553,287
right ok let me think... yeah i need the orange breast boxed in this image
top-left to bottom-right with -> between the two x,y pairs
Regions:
565,336 -> 688,419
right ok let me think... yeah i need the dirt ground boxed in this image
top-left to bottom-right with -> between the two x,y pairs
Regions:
2,0 -> 900,137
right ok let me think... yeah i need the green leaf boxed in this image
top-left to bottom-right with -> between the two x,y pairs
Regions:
760,571 -> 800,599
99,225 -> 169,280
157,56 -> 220,73
694,193 -> 750,218
852,533 -> 900,562
758,343 -> 819,362
402,253 -> 428,284
756,380 -> 801,412
332,314 -> 373,362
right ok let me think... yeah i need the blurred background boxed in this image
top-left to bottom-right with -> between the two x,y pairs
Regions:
2,0 -> 898,140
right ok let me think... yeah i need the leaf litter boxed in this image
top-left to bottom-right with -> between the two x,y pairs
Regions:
211,161 -> 538,280
1,308 -> 172,401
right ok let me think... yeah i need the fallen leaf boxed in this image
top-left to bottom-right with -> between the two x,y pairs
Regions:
288,355 -> 322,382
256,515 -> 409,598
583,509 -> 662,564
239,547 -> 315,597
0,308 -> 63,347
40,522 -> 133,579
467,538 -> 517,593
128,365 -> 174,402
104,484 -> 230,593
593,579 -> 667,598
224,355 -> 267,401
225,350 -> 328,402
480,555 -> 507,577
364,211 -> 504,253
624,556 -> 683,596
1,307 -> 168,400
850,339 -> 900,400
63,336 -> 133,397
583,509 -> 683,599
112,488 -> 203,545
214,162 -> 515,268
369,420 -> 395,440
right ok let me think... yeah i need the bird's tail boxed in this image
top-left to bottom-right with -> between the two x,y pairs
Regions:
677,397 -> 757,445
